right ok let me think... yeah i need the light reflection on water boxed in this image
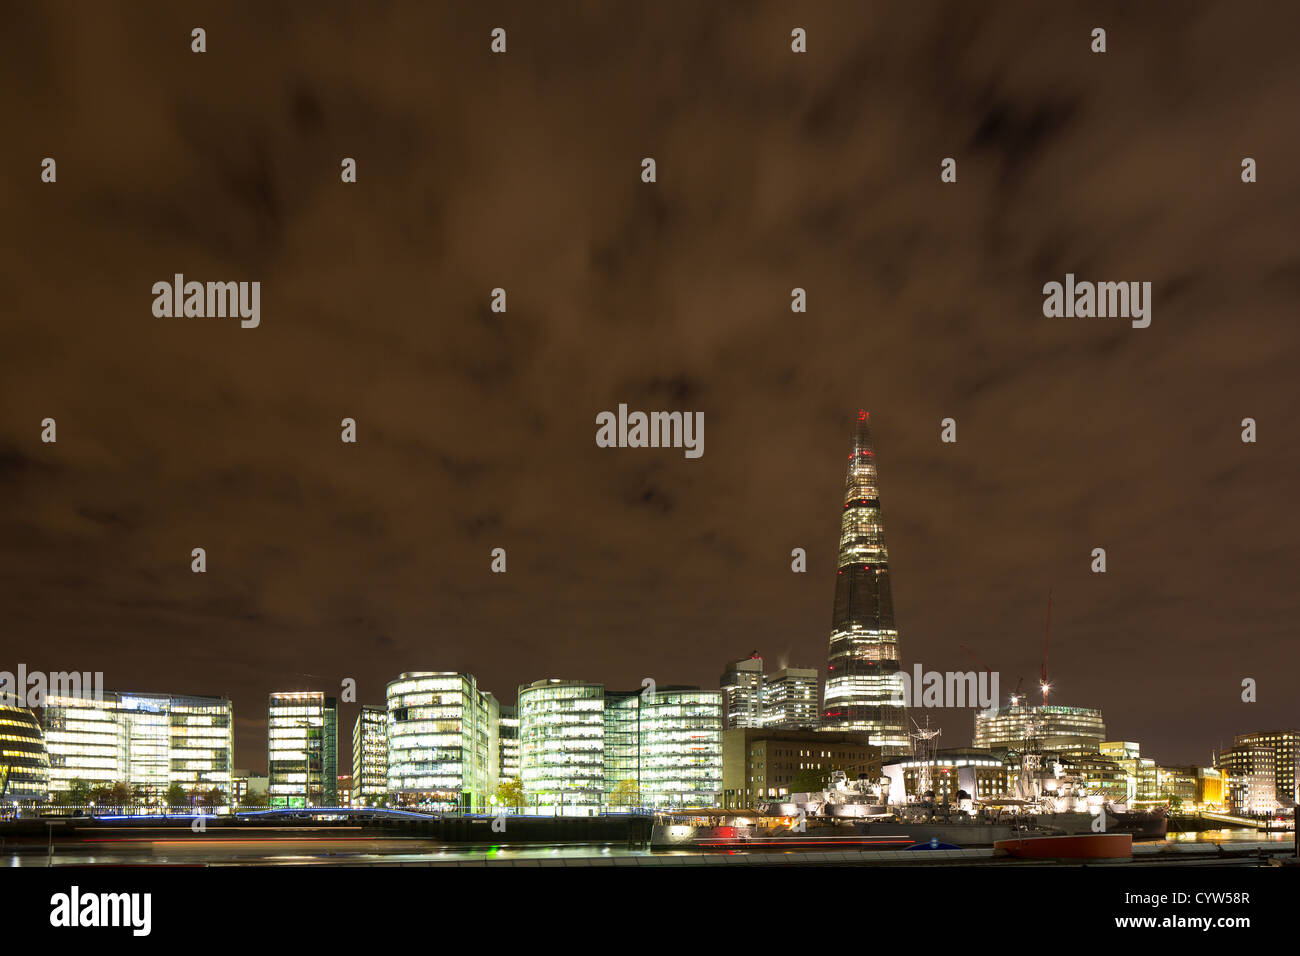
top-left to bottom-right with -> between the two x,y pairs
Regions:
5,827 -> 1292,866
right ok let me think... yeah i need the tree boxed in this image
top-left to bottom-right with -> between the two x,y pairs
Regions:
609,778 -> 641,807
64,779 -> 92,808
108,781 -> 133,808
239,789 -> 269,809
790,767 -> 836,794
494,778 -> 525,809
164,783 -> 188,809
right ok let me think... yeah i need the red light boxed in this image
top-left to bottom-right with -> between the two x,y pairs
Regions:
858,409 -> 867,421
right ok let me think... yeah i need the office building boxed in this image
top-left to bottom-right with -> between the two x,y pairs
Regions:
1216,744 -> 1279,815
43,691 -> 233,800
721,728 -> 879,809
386,673 -> 498,811
1230,729 -> 1299,807
604,687 -> 722,808
498,705 -> 520,782
1100,741 -> 1159,804
518,679 -> 605,814
720,656 -> 819,731
821,411 -> 908,752
267,692 -> 338,808
720,656 -> 765,729
973,701 -> 1107,751
351,705 -> 388,806
0,703 -> 50,804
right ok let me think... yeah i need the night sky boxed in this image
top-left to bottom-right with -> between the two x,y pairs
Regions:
3,2 -> 1297,773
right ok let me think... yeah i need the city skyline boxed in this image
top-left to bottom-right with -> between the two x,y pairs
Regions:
4,2 -> 1298,778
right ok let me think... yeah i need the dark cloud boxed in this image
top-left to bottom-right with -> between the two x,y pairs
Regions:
1,1 -> 1297,773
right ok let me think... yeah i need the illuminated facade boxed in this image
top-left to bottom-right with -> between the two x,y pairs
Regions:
1099,741 -> 1158,804
766,668 -> 820,730
1215,743 -> 1280,814
821,411 -> 908,752
720,656 -> 765,729
973,702 -> 1106,751
882,748 -> 1009,803
0,703 -> 49,804
720,656 -> 820,731
386,673 -> 498,811
351,705 -> 387,806
1230,729 -> 1299,806
1156,765 -> 1224,809
42,692 -> 233,799
498,705 -> 520,781
518,680 -> 604,814
604,688 -> 722,808
267,692 -> 338,808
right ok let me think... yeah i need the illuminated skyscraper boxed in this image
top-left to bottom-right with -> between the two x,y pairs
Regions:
385,673 -> 498,811
351,705 -> 387,806
820,411 -> 908,752
267,692 -> 338,808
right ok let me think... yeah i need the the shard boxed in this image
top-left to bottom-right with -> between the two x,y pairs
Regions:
821,410 -> 909,753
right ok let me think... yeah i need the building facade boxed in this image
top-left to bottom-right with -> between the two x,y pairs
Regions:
1215,744 -> 1280,815
518,680 -> 605,814
882,748 -> 1009,804
721,728 -> 879,809
973,702 -> 1107,751
351,705 -> 388,806
267,692 -> 338,808
42,691 -> 233,801
1099,742 -> 1159,805
604,688 -> 722,808
385,673 -> 498,811
498,705 -> 520,782
821,411 -> 908,752
1230,729 -> 1299,807
0,703 -> 50,804
720,656 -> 765,729
720,655 -> 819,731
766,668 -> 820,730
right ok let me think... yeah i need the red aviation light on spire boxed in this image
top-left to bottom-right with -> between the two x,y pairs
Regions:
858,409 -> 868,421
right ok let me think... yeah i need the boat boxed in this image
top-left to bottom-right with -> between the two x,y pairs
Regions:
995,832 -> 1132,860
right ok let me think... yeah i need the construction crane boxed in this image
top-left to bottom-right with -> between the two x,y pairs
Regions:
959,644 -> 994,675
1040,589 -> 1053,705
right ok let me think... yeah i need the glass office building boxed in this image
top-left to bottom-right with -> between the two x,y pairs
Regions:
765,668 -> 820,730
267,692 -> 338,808
498,705 -> 520,781
386,673 -> 498,811
0,703 -> 50,804
351,705 -> 388,806
973,701 -> 1107,750
821,411 -> 908,753
41,692 -> 233,800
604,688 -> 722,808
719,656 -> 766,729
518,680 -> 605,814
